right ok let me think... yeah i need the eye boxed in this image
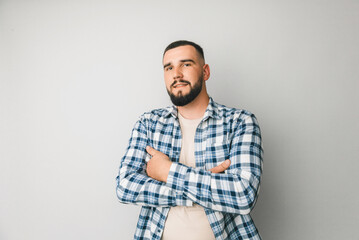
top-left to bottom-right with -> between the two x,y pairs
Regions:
165,66 -> 173,71
184,63 -> 191,67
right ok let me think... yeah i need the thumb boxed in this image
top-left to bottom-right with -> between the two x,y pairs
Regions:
209,159 -> 231,173
222,159 -> 231,168
146,146 -> 157,156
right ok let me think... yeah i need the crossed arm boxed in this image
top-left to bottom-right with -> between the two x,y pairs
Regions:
116,114 -> 262,215
145,145 -> 231,182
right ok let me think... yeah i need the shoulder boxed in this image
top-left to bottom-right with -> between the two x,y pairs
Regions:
212,101 -> 261,138
136,106 -> 173,126
141,107 -> 169,118
213,101 -> 256,123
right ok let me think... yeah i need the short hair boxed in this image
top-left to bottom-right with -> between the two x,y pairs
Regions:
163,40 -> 205,62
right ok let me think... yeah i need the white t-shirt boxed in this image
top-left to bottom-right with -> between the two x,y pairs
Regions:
161,113 -> 216,240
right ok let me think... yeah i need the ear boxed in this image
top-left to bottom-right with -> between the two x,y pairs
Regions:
203,64 -> 210,81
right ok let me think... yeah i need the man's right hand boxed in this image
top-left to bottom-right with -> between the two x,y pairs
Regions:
209,159 -> 231,173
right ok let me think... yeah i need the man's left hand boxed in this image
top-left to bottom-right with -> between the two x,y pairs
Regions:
146,146 -> 172,183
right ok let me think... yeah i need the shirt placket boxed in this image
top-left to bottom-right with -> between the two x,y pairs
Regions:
170,117 -> 182,162
195,118 -> 209,169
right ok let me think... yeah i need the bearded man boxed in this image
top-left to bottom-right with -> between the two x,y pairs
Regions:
116,40 -> 263,240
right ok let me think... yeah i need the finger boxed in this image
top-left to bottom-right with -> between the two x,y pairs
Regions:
216,159 -> 230,172
210,159 -> 231,173
210,165 -> 223,173
146,146 -> 157,156
221,159 -> 231,170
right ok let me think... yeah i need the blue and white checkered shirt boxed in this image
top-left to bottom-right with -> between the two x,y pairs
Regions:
116,97 -> 263,239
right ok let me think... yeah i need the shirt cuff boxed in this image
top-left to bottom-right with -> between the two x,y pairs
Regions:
166,162 -> 189,193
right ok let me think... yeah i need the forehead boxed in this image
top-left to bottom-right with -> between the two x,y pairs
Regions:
163,45 -> 200,64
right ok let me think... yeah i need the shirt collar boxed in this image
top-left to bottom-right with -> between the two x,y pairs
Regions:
164,96 -> 221,120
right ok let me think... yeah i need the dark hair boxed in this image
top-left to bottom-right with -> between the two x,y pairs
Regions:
163,40 -> 205,61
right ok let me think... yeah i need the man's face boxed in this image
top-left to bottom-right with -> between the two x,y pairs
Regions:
163,45 -> 206,106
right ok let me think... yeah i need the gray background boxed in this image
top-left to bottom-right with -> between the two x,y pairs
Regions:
1,0 -> 358,239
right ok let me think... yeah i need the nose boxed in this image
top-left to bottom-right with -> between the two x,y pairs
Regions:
173,67 -> 183,80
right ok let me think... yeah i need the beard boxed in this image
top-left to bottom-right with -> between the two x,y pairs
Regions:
167,76 -> 203,107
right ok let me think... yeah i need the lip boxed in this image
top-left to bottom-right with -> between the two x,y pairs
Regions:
173,83 -> 188,89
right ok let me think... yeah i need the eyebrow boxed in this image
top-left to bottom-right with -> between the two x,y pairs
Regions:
180,59 -> 195,64
163,59 -> 196,69
163,63 -> 171,69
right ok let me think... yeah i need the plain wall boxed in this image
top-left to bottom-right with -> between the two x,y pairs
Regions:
1,1 -> 358,239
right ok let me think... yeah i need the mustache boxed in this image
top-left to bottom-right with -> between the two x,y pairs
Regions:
171,79 -> 191,88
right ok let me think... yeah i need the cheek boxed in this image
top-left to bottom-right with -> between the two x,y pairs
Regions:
164,72 -> 170,81
164,72 -> 173,81
185,69 -> 198,78
164,79 -> 172,90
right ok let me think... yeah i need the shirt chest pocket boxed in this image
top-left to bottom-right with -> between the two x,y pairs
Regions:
204,139 -> 230,171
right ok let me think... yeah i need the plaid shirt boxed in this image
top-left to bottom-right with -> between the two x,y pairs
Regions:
116,97 -> 263,240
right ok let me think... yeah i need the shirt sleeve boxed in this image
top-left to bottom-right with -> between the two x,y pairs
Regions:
165,114 -> 263,215
116,117 -> 192,207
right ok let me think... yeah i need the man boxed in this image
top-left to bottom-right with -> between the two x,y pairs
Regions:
116,40 -> 263,240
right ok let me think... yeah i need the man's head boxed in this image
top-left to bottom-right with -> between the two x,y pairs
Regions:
163,40 -> 210,107
163,40 -> 205,63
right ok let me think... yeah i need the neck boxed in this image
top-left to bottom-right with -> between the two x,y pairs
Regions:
177,88 -> 209,119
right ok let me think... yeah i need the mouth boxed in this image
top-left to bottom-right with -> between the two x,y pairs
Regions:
171,80 -> 190,90
173,83 -> 188,89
